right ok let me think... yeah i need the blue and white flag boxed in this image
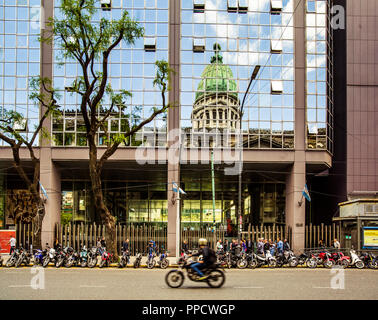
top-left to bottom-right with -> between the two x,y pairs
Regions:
172,182 -> 186,195
39,181 -> 48,199
302,184 -> 311,202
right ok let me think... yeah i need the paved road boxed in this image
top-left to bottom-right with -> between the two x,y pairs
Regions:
0,267 -> 377,300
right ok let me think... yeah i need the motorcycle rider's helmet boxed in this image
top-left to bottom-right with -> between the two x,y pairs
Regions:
198,238 -> 207,246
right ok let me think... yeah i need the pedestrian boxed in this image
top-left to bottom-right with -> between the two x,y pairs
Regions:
100,237 -> 106,249
276,238 -> 283,254
270,240 -> 276,256
182,240 -> 189,254
318,239 -> 325,248
122,239 -> 129,253
148,239 -> 156,255
263,239 -> 270,255
216,239 -> 223,252
257,238 -> 264,255
54,238 -> 61,251
8,236 -> 16,255
283,239 -> 290,251
97,237 -> 103,255
240,240 -> 246,253
333,238 -> 340,249
247,238 -> 254,253
224,239 -> 229,252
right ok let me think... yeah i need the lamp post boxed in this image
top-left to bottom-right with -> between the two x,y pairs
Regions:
238,65 -> 260,240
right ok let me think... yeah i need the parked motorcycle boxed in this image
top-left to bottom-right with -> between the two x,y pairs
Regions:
248,251 -> 277,268
297,252 -> 318,268
360,252 -> 377,269
317,250 -> 335,268
227,251 -> 248,269
157,251 -> 169,269
5,248 -> 20,267
87,247 -> 99,268
275,250 -> 299,268
63,247 -> 79,268
147,252 -> 157,269
349,249 -> 364,269
165,255 -> 225,288
42,247 -> 57,268
15,247 -> 31,268
133,252 -> 143,268
54,247 -> 66,268
33,249 -> 46,266
216,250 -> 230,269
79,246 -> 88,267
99,248 -> 113,268
331,251 -> 350,268
118,249 -> 130,268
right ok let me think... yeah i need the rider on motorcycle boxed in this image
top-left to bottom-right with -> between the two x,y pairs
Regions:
189,238 -> 217,281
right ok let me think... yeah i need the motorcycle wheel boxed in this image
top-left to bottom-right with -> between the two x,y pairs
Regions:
118,259 -> 125,268
341,259 -> 350,269
236,259 -> 248,269
248,260 -> 257,269
64,258 -> 74,268
15,257 -> 23,268
99,260 -> 106,268
160,259 -> 169,269
5,257 -> 16,267
147,260 -> 154,269
289,258 -> 299,268
24,258 -> 30,267
88,258 -> 97,268
355,260 -> 364,269
207,270 -> 225,288
306,258 -> 317,269
80,260 -> 87,268
268,259 -> 277,268
42,256 -> 50,268
165,270 -> 184,288
324,259 -> 334,269
55,257 -> 64,268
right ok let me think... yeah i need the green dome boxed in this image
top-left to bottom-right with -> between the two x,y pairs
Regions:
195,44 -> 238,103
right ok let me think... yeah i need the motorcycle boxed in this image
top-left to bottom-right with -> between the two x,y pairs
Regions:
87,247 -> 99,268
316,250 -> 335,268
216,250 -> 230,269
118,249 -> 130,268
227,250 -> 248,269
79,246 -> 88,267
157,251 -> 170,269
63,247 -> 79,268
248,251 -> 277,268
42,247 -> 57,268
33,249 -> 46,266
297,251 -> 318,268
349,249 -> 364,269
54,247 -> 66,268
275,250 -> 299,268
360,252 -> 377,269
5,248 -> 20,267
99,248 -> 113,268
15,247 -> 31,268
165,255 -> 225,288
331,251 -> 350,268
133,252 -> 143,268
147,251 -> 157,269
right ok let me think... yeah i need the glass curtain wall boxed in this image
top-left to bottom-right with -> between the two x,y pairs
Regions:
0,0 -> 41,146
181,0 -> 295,149
52,0 -> 169,147
305,0 -> 334,152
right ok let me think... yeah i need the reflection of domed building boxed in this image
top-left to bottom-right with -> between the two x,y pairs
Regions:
191,43 -> 240,131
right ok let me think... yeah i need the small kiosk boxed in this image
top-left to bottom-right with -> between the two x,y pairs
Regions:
333,198 -> 378,252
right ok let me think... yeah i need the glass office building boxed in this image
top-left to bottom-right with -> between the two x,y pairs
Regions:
0,0 -> 335,251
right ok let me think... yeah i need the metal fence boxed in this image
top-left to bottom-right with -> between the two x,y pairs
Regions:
14,221 -> 341,254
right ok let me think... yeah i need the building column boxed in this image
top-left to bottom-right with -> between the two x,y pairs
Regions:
40,0 -> 60,246
285,160 -> 306,253
167,0 -> 181,256
286,0 -> 306,253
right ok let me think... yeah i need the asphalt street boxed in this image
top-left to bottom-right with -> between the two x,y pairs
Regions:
0,267 -> 377,300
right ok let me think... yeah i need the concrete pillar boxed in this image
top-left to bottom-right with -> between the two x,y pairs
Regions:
285,160 -> 306,253
40,0 -> 61,246
167,0 -> 181,256
287,0 -> 307,253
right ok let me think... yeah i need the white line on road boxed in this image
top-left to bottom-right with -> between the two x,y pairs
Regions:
8,285 -> 32,288
79,285 -> 106,288
233,287 -> 264,289
313,287 -> 332,289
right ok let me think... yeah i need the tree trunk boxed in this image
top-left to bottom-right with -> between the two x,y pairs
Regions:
88,136 -> 118,260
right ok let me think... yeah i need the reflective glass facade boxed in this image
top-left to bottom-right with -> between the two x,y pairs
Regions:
181,0 -> 295,149
0,0 -> 41,145
52,0 -> 169,147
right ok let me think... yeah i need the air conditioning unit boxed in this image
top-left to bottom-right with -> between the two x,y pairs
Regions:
271,0 -> 283,13
193,38 -> 205,52
101,0 -> 111,11
144,38 -> 156,52
193,0 -> 205,13
227,0 -> 238,12
238,0 -> 248,13
13,119 -> 27,132
271,81 -> 283,94
270,40 -> 283,53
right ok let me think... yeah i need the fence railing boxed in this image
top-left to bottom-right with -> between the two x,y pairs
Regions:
14,221 -> 341,254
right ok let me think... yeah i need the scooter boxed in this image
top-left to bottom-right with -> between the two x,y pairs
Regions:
349,249 -> 364,269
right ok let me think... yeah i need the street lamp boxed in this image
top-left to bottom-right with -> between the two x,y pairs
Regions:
238,65 -> 260,240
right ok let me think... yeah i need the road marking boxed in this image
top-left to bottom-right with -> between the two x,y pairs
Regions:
233,286 -> 264,289
79,285 -> 106,288
313,287 -> 332,289
8,285 -> 32,288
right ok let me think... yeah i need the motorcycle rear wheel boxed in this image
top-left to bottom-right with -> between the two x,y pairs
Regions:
289,258 -> 299,268
88,258 -> 97,268
15,257 -> 23,268
340,259 -> 350,268
248,260 -> 257,269
207,270 -> 225,288
42,257 -> 50,268
306,258 -> 317,268
236,259 -> 248,269
160,259 -> 169,269
165,270 -> 184,288
5,257 -> 16,267
99,260 -> 106,268
355,260 -> 364,269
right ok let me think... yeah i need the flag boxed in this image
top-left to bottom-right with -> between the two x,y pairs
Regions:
172,182 -> 186,195
302,184 -> 311,202
39,181 -> 48,199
